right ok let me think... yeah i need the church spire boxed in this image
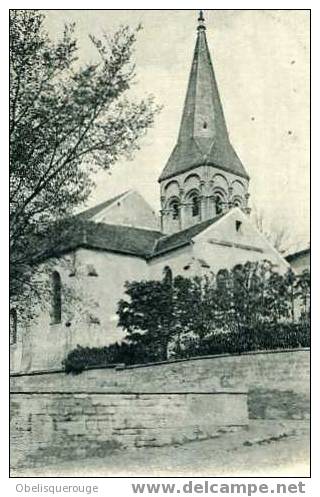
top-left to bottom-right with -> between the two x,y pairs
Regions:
159,10 -> 249,182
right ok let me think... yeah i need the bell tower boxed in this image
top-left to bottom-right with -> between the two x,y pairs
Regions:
159,11 -> 250,234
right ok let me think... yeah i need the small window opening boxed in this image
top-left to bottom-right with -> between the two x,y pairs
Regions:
171,201 -> 179,220
215,195 -> 223,215
236,220 -> 242,232
163,266 -> 173,285
51,271 -> 62,324
203,121 -> 208,129
191,195 -> 200,217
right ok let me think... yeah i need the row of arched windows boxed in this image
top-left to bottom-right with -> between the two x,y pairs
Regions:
167,192 -> 240,221
168,190 -> 201,221
162,265 -> 247,292
11,263 -> 249,340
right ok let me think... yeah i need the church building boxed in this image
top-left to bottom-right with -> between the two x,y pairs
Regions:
10,11 -> 290,373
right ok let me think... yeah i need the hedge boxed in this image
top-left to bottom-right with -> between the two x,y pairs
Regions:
63,321 -> 310,374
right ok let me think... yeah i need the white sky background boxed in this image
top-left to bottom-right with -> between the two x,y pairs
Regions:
44,9 -> 310,250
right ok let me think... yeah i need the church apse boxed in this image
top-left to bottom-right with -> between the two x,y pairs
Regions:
159,10 -> 250,234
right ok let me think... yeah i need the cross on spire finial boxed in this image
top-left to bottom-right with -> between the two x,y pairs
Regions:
197,10 -> 206,30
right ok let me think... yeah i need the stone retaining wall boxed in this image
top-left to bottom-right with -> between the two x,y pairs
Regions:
11,348 -> 310,394
11,392 -> 246,469
10,349 -> 310,471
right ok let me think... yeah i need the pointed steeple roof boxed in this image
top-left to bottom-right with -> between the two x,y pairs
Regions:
159,11 -> 249,182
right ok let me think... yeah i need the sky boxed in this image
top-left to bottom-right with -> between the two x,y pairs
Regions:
44,9 -> 310,249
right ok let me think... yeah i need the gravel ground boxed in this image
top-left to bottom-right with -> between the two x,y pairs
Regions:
12,420 -> 310,478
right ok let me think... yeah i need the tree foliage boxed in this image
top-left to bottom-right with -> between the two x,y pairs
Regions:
10,10 -> 159,310
63,262 -> 310,373
251,205 -> 293,254
117,278 -> 176,360
117,262 -> 310,361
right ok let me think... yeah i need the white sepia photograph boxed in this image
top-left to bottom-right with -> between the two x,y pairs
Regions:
9,9 -> 310,477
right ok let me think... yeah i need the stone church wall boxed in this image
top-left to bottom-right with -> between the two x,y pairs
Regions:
149,209 -> 289,279
12,249 -> 148,374
11,209 -> 292,376
10,349 -> 309,470
12,209 -> 290,375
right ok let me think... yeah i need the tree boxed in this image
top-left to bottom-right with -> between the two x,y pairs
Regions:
117,275 -> 221,360
295,269 -> 310,321
61,262 -> 310,372
251,205 -> 293,254
10,10 -> 159,312
116,262 -> 309,362
117,279 -> 175,361
172,276 -> 205,339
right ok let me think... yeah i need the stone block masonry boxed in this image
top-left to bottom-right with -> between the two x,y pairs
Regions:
10,392 -> 247,470
11,348 -> 310,395
10,349 -> 310,471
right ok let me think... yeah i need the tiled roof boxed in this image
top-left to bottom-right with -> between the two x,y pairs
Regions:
160,138 -> 249,182
38,214 -> 226,261
152,213 -> 226,257
83,222 -> 163,258
43,221 -> 163,260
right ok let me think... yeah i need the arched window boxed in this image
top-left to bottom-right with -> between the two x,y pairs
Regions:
51,271 -> 62,324
215,194 -> 224,215
169,199 -> 180,221
10,309 -> 17,345
233,198 -> 242,208
191,195 -> 200,217
187,191 -> 200,217
163,266 -> 173,286
217,269 -> 229,291
233,264 -> 244,293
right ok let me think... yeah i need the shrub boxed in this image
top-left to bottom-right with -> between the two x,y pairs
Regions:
175,322 -> 310,359
63,321 -> 309,374
63,341 -> 159,375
